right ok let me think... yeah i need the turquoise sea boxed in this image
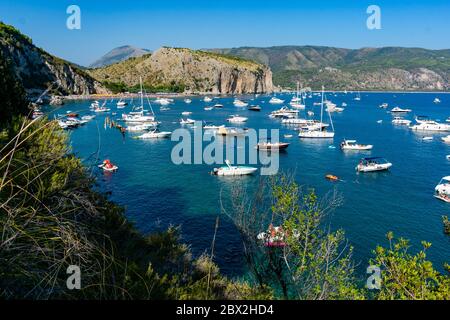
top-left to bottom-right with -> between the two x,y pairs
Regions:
49,92 -> 450,276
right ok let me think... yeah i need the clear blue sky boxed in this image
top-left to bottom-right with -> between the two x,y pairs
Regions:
1,0 -> 449,66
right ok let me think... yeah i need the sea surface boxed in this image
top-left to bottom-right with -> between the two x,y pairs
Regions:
48,92 -> 450,276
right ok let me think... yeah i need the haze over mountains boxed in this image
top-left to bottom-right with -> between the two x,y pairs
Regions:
89,45 -> 151,68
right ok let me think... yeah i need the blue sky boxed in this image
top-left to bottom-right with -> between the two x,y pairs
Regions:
1,0 -> 449,66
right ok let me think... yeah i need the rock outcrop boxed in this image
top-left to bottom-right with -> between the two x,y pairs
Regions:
89,47 -> 273,94
0,22 -> 107,96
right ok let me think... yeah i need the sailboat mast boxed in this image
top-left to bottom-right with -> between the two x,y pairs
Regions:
320,86 -> 324,125
140,76 -> 144,109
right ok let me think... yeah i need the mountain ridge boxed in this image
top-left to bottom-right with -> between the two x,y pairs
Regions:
89,45 -> 151,68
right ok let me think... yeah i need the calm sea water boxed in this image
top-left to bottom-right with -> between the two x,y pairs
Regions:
49,92 -> 450,276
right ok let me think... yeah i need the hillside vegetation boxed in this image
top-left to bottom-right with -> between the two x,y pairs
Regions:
209,46 -> 450,91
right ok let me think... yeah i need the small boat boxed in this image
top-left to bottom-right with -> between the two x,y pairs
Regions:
256,141 -> 290,151
203,124 -> 225,130
126,123 -> 158,132
203,96 -> 213,102
356,157 -> 392,172
434,98 -> 441,104
217,126 -> 247,137
233,99 -> 248,107
434,176 -> 450,202
136,129 -> 171,139
325,174 -> 339,181
248,105 -> 261,111
91,100 -> 100,108
284,134 -> 293,138
93,106 -> 110,113
212,160 -> 257,176
257,225 -> 288,247
282,118 -> 308,125
98,160 -> 118,172
341,102 -> 347,107
204,106 -> 213,111
442,135 -> 450,143
184,98 -> 192,104
269,97 -> 284,104
340,139 -> 373,151
81,115 -> 95,121
181,111 -> 192,116
154,97 -> 171,105
446,155 -> 450,160
377,120 -> 383,124
379,103 -> 388,109
160,106 -> 170,111
227,115 -> 248,123
422,136 -> 433,141
392,117 -> 411,125
214,103 -> 224,108
307,111 -> 314,116
117,99 -> 127,108
390,107 -> 412,113
180,118 -> 195,125
354,92 -> 361,101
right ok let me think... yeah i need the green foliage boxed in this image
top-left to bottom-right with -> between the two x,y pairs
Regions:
443,216 -> 450,235
370,233 -> 450,300
0,49 -> 29,128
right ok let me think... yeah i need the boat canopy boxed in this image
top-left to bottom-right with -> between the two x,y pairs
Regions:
344,140 -> 357,143
441,176 -> 450,182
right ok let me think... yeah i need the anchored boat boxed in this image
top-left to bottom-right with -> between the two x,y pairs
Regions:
435,177 -> 450,202
212,160 -> 257,176
340,139 -> 373,151
356,157 -> 392,172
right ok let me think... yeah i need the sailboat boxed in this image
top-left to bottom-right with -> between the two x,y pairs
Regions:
122,77 -> 156,123
117,98 -> 127,108
298,86 -> 335,138
290,82 -> 305,109
354,91 -> 361,101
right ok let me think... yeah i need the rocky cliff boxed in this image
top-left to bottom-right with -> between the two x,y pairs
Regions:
209,46 -> 450,91
0,22 -> 107,96
88,47 -> 273,94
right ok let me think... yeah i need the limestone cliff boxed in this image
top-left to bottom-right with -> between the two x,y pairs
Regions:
88,47 -> 273,94
0,22 -> 107,96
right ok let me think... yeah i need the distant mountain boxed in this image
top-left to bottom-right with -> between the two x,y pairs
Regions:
88,47 -> 273,94
208,46 -> 450,91
0,22 -> 106,96
89,46 -> 151,68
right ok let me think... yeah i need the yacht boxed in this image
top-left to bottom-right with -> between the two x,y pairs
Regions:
204,106 -> 213,111
122,77 -> 156,123
154,97 -> 171,105
181,111 -> 192,116
390,107 -> 412,113
298,86 -> 335,138
379,103 -> 388,109
184,98 -> 192,104
136,129 -> 171,139
410,120 -> 450,132
212,160 -> 257,176
356,157 -> 392,172
126,123 -> 158,132
203,96 -> 213,102
392,117 -> 411,126
281,118 -> 308,125
233,99 -> 248,107
270,107 -> 299,118
256,141 -> 290,151
269,97 -> 285,104
248,105 -> 261,111
227,115 -> 248,123
340,139 -> 373,151
434,176 -> 450,202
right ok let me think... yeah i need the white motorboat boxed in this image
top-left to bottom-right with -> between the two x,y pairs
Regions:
126,123 -> 158,132
93,106 -> 110,113
136,129 -> 171,139
181,111 -> 192,116
227,115 -> 248,123
340,139 -> 373,151
81,115 -> 95,121
410,120 -> 450,132
356,157 -> 392,172
442,135 -> 450,143
341,102 -> 348,107
214,103 -> 224,108
270,107 -> 299,118
204,106 -> 213,111
307,111 -> 314,116
354,92 -> 361,101
117,99 -> 127,108
298,86 -> 335,139
154,97 -> 172,105
91,100 -> 100,108
233,99 -> 248,107
434,98 -> 441,104
256,141 -> 290,150
391,107 -> 412,113
184,98 -> 192,104
203,96 -> 213,102
422,136 -> 433,141
203,124 -> 225,130
379,103 -> 388,109
269,97 -> 284,104
281,118 -> 308,125
392,117 -> 411,125
434,176 -> 450,202
212,160 -> 257,176
180,118 -> 195,125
